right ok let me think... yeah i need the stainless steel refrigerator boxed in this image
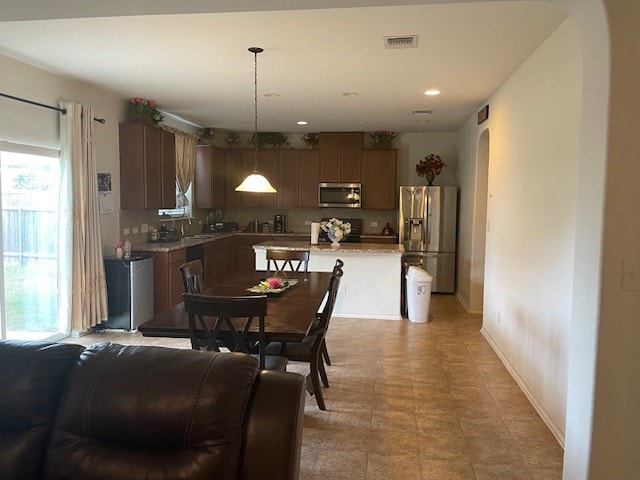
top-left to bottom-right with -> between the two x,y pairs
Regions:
399,186 -> 457,310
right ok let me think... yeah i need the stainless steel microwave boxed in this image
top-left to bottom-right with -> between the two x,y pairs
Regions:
318,183 -> 361,208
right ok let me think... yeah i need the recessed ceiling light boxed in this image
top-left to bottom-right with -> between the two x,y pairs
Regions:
425,89 -> 441,96
342,92 -> 358,96
413,109 -> 433,116
297,121 -> 308,125
264,93 -> 280,97
416,119 -> 429,123
355,120 -> 367,124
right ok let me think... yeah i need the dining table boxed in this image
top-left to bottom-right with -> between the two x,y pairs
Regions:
138,270 -> 333,345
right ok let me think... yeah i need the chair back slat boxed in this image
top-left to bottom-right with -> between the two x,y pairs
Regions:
179,260 -> 205,294
183,294 -> 269,368
266,249 -> 310,274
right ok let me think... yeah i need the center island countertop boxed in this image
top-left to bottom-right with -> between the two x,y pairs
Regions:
253,240 -> 403,320
252,240 -> 404,255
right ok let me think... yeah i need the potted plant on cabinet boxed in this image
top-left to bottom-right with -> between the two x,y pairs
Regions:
128,97 -> 164,126
370,131 -> 398,149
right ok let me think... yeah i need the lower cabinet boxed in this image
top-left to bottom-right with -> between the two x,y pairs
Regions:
203,237 -> 236,288
140,248 -> 186,315
235,235 -> 275,272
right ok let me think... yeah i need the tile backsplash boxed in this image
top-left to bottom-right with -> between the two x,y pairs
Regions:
119,207 -> 398,245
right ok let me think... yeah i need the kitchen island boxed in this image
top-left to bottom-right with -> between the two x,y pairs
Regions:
253,241 -> 404,320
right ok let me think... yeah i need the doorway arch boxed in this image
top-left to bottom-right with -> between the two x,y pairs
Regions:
470,128 -> 490,313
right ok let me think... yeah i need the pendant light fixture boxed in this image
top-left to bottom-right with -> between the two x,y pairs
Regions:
235,47 -> 277,193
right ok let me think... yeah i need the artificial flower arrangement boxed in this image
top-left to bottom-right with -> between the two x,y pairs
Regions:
416,153 -> 446,185
196,127 -> 215,144
320,218 -> 351,245
129,97 -> 164,124
370,131 -> 398,143
301,133 -> 320,148
225,133 -> 242,147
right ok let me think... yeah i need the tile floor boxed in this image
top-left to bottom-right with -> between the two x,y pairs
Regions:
64,294 -> 564,480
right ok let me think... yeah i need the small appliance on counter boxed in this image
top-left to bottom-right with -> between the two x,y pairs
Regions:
149,225 -> 180,243
274,214 -> 286,233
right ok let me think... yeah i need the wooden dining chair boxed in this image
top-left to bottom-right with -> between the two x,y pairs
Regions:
183,293 -> 288,371
266,249 -> 310,275
318,259 -> 344,367
266,263 -> 343,410
179,260 -> 204,294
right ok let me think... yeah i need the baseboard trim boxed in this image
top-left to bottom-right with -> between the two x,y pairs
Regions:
332,313 -> 402,321
480,327 -> 566,448
455,292 -> 483,314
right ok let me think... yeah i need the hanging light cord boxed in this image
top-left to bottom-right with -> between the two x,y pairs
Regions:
250,47 -> 263,173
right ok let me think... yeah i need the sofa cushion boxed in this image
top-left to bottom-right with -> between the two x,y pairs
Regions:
0,340 -> 85,480
44,342 -> 259,480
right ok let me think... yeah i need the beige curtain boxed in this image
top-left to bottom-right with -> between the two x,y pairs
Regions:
59,101 -> 108,333
175,132 -> 196,208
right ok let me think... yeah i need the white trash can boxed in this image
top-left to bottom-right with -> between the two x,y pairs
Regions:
405,266 -> 433,323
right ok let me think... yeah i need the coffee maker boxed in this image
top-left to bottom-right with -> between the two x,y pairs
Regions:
273,214 -> 285,233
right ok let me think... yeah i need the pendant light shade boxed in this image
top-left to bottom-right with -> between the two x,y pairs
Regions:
236,47 -> 277,193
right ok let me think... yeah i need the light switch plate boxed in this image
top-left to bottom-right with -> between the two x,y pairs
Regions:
371,222 -> 378,227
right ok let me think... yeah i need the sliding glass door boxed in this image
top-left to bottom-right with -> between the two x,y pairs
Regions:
0,142 -> 67,340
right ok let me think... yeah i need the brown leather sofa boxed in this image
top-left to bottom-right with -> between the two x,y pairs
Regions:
0,340 -> 305,480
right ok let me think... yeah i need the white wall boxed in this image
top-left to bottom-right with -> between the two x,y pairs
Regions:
456,18 -> 582,441
0,53 -> 126,253
395,132 -> 457,188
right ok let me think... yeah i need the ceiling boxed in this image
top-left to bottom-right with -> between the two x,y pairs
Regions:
0,1 -> 567,133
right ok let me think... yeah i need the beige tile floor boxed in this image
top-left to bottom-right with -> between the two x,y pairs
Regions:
65,294 -> 564,480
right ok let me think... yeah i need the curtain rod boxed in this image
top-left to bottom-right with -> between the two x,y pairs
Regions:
0,92 -> 106,124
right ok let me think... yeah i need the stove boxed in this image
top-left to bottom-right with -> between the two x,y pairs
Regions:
319,218 -> 362,243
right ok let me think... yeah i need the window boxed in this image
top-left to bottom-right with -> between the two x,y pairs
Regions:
158,181 -> 193,219
0,142 -> 67,340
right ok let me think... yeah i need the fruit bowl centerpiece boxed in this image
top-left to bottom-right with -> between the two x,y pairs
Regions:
247,277 -> 298,296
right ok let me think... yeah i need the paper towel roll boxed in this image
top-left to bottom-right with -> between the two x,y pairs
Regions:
311,222 -> 320,244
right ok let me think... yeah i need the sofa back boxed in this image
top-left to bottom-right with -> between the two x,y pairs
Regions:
0,340 -> 85,480
44,342 -> 260,480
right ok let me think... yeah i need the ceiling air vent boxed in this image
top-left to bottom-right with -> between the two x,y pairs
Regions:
384,35 -> 418,49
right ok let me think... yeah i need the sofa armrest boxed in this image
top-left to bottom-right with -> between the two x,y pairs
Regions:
239,370 -> 305,480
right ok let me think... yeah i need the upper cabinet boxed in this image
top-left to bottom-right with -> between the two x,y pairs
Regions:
223,149 -> 244,208
119,123 -> 176,210
319,132 -> 363,183
297,151 -> 320,207
362,150 -> 398,209
194,145 -> 225,209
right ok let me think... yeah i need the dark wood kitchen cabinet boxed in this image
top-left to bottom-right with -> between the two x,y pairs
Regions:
194,145 -> 225,208
224,149 -> 244,207
298,151 -> 319,207
278,150 -> 299,207
119,123 -> 176,210
362,149 -> 398,209
319,132 -> 363,183
138,248 -> 185,315
235,235 -> 275,272
203,237 -> 235,288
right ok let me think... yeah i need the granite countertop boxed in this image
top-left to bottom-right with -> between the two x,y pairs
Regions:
133,231 -> 398,253
253,240 -> 404,255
